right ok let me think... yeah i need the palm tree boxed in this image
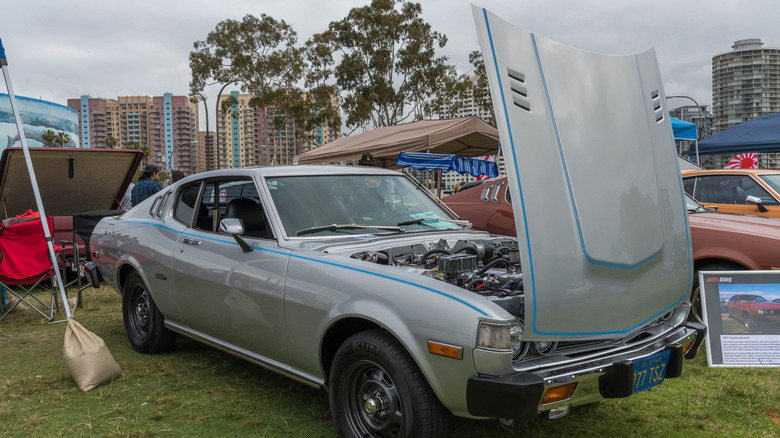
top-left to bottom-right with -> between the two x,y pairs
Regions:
41,130 -> 58,147
57,132 -> 70,147
105,136 -> 118,149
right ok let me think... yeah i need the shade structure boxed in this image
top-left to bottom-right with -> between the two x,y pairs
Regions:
671,117 -> 697,140
396,152 -> 499,178
698,111 -> 780,155
295,116 -> 499,167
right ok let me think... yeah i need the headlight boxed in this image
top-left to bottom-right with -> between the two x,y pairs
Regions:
477,322 -> 511,351
510,320 -> 530,360
757,310 -> 766,315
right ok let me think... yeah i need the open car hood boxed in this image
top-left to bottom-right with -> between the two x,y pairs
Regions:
0,147 -> 143,217
473,7 -> 692,340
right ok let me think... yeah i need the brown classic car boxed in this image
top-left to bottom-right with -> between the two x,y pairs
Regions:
444,177 -> 780,322
723,294 -> 780,333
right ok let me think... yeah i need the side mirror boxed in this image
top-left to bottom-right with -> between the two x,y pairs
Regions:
745,195 -> 769,213
219,218 -> 253,253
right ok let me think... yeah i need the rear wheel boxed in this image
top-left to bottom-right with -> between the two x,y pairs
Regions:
692,263 -> 745,323
122,272 -> 177,353
329,329 -> 449,438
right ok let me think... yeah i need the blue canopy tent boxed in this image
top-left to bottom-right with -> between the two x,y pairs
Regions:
698,111 -> 780,155
671,118 -> 697,140
396,152 -> 500,197
396,152 -> 500,177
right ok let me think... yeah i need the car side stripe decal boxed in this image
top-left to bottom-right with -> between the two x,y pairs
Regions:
116,220 -> 493,318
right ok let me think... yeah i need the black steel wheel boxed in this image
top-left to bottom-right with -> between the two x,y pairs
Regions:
329,330 -> 448,438
743,313 -> 756,333
122,272 -> 177,354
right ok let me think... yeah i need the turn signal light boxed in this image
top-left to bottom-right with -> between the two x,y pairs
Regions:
682,339 -> 696,355
542,383 -> 578,405
427,340 -> 463,359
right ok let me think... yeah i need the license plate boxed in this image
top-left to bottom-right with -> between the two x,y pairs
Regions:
632,350 -> 670,394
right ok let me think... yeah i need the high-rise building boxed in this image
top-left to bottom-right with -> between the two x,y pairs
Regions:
196,130 -> 214,174
68,93 -> 198,174
216,91 -> 339,168
712,38 -> 780,133
711,38 -> 780,168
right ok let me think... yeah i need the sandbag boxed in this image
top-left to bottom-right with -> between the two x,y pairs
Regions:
63,319 -> 123,391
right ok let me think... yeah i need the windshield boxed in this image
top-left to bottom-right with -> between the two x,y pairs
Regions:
757,174 -> 780,197
266,174 -> 460,237
685,194 -> 707,213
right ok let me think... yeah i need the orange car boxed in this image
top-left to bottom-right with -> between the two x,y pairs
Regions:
680,169 -> 780,218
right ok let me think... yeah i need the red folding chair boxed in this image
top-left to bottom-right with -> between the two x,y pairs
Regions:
0,217 -> 60,322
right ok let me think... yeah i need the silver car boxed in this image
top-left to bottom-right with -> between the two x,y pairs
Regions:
91,7 -> 705,437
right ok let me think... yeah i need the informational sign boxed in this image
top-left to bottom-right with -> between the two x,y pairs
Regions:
699,270 -> 780,367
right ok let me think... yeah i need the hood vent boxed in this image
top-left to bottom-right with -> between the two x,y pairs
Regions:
507,68 -> 531,112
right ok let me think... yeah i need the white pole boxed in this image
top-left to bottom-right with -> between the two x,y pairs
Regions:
1,41 -> 71,320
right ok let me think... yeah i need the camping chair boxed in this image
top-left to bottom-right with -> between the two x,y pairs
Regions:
67,210 -> 123,298
0,217 -> 61,322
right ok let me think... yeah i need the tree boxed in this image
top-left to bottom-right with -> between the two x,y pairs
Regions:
314,0 -> 459,132
189,14 -> 340,165
105,136 -> 118,149
57,132 -> 71,147
41,130 -> 58,147
465,50 -> 495,127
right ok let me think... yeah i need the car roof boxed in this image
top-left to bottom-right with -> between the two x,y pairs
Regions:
681,168 -> 780,176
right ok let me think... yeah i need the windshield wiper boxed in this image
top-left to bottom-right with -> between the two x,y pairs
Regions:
297,223 -> 403,236
396,217 -> 472,228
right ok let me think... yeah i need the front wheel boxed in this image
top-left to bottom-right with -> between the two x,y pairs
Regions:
122,272 -> 177,354
329,330 -> 449,438
744,313 -> 757,333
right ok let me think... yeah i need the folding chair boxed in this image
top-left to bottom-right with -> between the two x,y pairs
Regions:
0,217 -> 61,322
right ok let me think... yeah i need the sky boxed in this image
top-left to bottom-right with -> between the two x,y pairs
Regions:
2,0 -> 779,131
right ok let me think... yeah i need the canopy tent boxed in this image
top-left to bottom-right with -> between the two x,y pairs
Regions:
698,111 -> 780,155
295,116 -> 499,167
671,117 -> 697,140
396,152 -> 500,178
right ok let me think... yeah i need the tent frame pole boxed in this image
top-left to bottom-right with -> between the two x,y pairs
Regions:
1,54 -> 71,321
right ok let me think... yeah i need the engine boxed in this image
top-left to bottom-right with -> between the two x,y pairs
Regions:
350,238 -> 525,317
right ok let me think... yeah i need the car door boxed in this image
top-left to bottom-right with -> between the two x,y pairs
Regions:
169,176 -> 291,364
474,6 -> 691,340
688,174 -> 780,217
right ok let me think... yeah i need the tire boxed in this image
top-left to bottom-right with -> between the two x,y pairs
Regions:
743,313 -> 757,333
122,272 -> 177,354
692,262 -> 745,323
329,329 -> 449,438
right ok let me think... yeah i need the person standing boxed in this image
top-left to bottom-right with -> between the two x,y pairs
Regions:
131,165 -> 162,207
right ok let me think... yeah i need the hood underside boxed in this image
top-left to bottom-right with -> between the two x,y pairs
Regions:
473,6 -> 692,340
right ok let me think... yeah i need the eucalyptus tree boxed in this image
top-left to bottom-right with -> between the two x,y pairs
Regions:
314,0 -> 460,133
190,14 -> 339,166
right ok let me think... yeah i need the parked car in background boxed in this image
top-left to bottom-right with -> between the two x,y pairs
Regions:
681,169 -> 780,218
724,294 -> 780,332
444,177 -> 780,322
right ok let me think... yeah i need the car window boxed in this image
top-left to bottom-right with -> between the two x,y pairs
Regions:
682,178 -> 695,197
267,174 -> 459,237
190,178 -> 270,238
173,182 -> 203,226
692,175 -> 773,205
756,174 -> 780,202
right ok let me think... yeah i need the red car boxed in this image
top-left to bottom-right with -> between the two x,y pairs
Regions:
723,294 -> 780,333
444,177 -> 780,322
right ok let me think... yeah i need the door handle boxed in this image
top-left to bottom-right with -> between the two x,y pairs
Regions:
182,238 -> 201,246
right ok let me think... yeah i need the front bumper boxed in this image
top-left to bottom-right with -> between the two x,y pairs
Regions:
466,322 -> 706,420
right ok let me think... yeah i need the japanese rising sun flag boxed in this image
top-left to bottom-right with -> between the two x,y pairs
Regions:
724,153 -> 759,169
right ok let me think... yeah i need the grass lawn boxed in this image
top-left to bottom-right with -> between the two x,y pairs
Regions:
1,284 -> 778,437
